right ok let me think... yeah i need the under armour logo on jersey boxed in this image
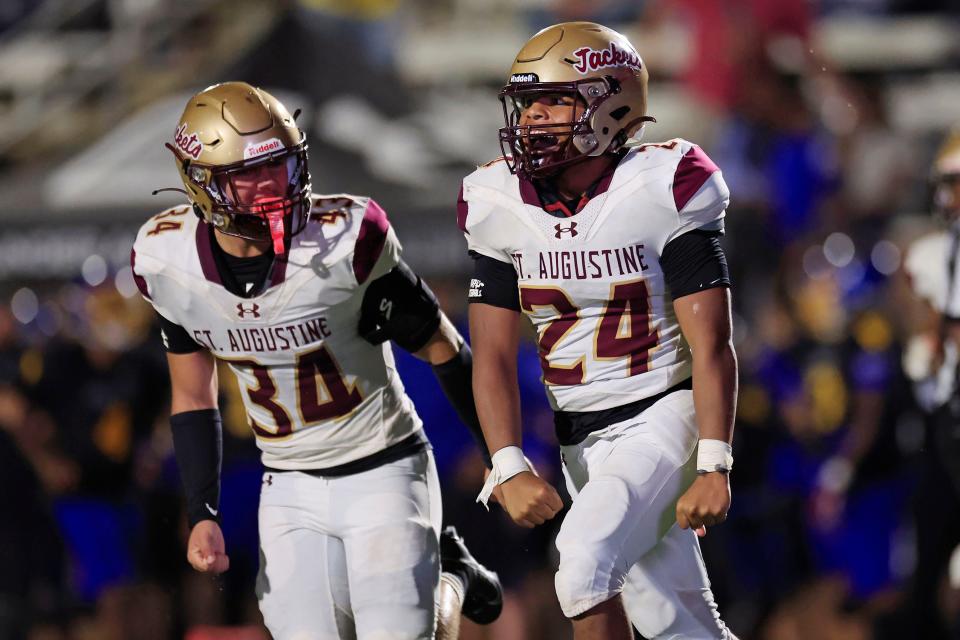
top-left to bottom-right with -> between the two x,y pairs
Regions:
554,222 -> 578,238
237,302 -> 261,318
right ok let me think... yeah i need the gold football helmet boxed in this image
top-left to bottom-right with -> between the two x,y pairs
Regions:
932,130 -> 960,217
166,82 -> 310,253
499,21 -> 654,178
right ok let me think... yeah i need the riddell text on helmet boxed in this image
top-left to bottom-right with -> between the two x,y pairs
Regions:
244,138 -> 284,160
571,43 -> 642,75
173,124 -> 203,159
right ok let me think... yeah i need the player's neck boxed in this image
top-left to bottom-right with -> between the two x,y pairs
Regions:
551,154 -> 618,200
213,227 -> 271,258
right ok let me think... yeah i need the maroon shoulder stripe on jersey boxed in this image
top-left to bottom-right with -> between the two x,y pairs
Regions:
673,145 -> 719,212
129,248 -> 150,300
457,185 -> 469,234
353,198 -> 390,284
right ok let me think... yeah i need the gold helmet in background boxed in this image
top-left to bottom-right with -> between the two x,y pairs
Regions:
499,21 -> 654,178
932,130 -> 960,217
166,82 -> 310,253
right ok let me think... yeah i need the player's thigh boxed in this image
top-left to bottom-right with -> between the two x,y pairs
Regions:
555,394 -> 698,618
623,524 -> 730,639
257,471 -> 354,640
339,449 -> 442,640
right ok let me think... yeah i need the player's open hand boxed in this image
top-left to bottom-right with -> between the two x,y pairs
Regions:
187,520 -> 230,573
676,471 -> 730,537
499,471 -> 563,528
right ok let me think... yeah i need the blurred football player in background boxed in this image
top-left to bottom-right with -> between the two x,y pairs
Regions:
462,22 -> 738,640
895,130 -> 960,639
131,81 -> 500,639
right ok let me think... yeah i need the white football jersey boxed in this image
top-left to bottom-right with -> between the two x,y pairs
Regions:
132,195 -> 423,469
902,228 -> 960,409
461,139 -> 729,412
904,229 -> 960,316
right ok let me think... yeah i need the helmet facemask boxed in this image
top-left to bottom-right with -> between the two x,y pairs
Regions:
169,136 -> 311,254
499,77 -> 622,179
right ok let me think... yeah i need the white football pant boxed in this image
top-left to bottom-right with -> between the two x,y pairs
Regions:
555,389 -> 733,639
256,449 -> 443,640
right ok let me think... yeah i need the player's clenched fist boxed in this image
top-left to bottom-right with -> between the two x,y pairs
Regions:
187,520 -> 230,573
676,471 -> 731,537
500,472 -> 564,528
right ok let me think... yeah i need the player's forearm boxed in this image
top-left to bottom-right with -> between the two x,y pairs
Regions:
424,316 -> 493,467
690,340 -> 738,443
473,349 -> 523,454
170,409 -> 223,527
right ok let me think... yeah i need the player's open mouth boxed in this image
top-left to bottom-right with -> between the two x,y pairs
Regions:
528,134 -> 561,155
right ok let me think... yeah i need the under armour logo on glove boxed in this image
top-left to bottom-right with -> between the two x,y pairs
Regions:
237,302 -> 261,318
554,222 -> 578,238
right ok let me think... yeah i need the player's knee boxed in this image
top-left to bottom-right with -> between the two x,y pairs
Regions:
554,477 -> 636,618
554,542 -> 627,618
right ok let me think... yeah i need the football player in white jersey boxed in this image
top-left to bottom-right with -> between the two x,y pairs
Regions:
898,130 -> 960,638
462,23 -> 738,639
131,82 -> 501,640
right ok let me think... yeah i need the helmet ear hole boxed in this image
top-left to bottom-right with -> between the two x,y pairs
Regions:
610,106 -> 630,121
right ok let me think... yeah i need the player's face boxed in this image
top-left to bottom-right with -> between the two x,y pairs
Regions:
936,175 -> 960,218
221,159 -> 291,207
518,93 -> 586,140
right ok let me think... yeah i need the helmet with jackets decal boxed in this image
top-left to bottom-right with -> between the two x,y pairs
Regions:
499,22 -> 654,178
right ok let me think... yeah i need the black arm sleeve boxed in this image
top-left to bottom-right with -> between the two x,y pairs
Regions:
157,312 -> 203,354
169,409 -> 222,527
467,251 -> 520,311
432,343 -> 492,468
660,230 -> 731,299
359,260 -> 441,353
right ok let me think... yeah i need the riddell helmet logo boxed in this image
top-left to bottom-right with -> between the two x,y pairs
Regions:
244,137 -> 284,160
174,124 -> 203,159
571,43 -> 642,75
237,302 -> 261,318
554,222 -> 578,238
510,73 -> 540,83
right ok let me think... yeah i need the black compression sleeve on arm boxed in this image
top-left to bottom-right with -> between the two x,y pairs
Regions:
170,409 -> 222,527
157,313 -> 203,354
432,342 -> 492,468
467,251 -> 520,311
660,230 -> 731,299
359,261 -> 441,352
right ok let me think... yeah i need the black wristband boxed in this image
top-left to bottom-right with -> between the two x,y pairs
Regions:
170,409 -> 223,527
432,343 -> 492,468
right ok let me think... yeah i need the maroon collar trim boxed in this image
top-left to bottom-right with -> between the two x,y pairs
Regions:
196,222 -> 289,290
518,153 -> 622,215
196,222 -> 222,285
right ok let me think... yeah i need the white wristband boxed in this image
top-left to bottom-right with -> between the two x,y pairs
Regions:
697,439 -> 733,473
476,446 -> 532,510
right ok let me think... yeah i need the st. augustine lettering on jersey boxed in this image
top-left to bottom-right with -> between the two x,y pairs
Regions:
511,245 -> 650,281
132,194 -> 423,469
188,317 -> 332,352
461,138 -> 729,412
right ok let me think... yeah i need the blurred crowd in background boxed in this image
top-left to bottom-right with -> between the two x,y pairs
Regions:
1,0 -> 960,638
